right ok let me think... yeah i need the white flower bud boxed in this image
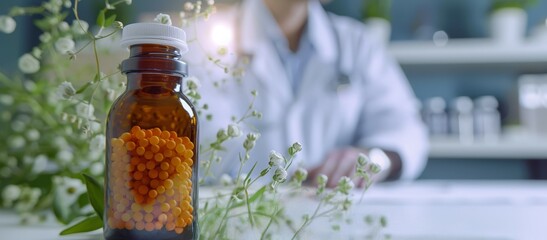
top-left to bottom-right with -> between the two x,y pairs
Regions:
90,134 -> 105,152
76,102 -> 95,119
124,0 -> 132,4
39,32 -> 51,43
337,176 -> 354,195
58,21 -> 69,32
56,81 -> 76,100
227,124 -> 241,137
292,142 -> 302,152
216,129 -> 228,140
317,174 -> 328,186
9,136 -> 25,149
0,15 -> 16,34
2,185 -> 21,202
0,94 -> 14,105
31,47 -> 42,59
186,76 -> 200,90
32,155 -> 48,174
357,153 -> 369,167
268,150 -> 284,167
369,162 -> 382,174
54,37 -> 75,54
154,13 -> 172,26
273,168 -> 287,183
90,162 -> 104,176
18,53 -> 40,74
294,168 -> 308,182
71,20 -> 89,35
184,2 -> 195,11
26,129 -> 40,141
57,150 -> 74,164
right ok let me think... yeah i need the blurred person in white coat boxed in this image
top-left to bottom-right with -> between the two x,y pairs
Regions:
185,0 -> 428,187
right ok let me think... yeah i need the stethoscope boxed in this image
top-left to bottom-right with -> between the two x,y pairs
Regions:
231,2 -> 354,93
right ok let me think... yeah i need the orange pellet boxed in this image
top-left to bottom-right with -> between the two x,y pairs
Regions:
111,138 -> 124,148
137,163 -> 146,172
151,128 -> 162,136
160,162 -> 170,171
160,131 -> 170,139
149,136 -> 160,145
120,132 -> 132,141
159,171 -> 169,180
136,146 -> 145,156
148,189 -> 158,198
154,153 -> 164,162
158,213 -> 167,223
138,139 -> 149,147
144,151 -> 154,160
164,149 -> 174,158
171,157 -> 182,166
164,179 -> 174,189
125,141 -> 136,151
146,161 -> 155,170
157,186 -> 166,194
130,126 -> 141,134
175,144 -> 185,154
160,203 -> 170,212
145,222 -> 155,231
166,140 -> 176,150
148,169 -> 159,179
151,145 -> 160,153
138,185 -> 149,195
135,130 -> 146,140
169,131 -> 178,138
175,227 -> 184,234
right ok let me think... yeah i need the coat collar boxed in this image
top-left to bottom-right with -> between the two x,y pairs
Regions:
238,0 -> 337,63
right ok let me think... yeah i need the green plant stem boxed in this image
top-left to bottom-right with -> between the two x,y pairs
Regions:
291,200 -> 323,240
260,202 -> 280,240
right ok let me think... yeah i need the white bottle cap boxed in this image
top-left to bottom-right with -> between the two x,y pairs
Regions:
121,22 -> 188,54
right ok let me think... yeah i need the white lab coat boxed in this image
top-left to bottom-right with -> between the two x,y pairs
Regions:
184,0 -> 428,180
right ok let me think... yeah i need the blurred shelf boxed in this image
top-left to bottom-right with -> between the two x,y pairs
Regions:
429,136 -> 547,159
389,39 -> 547,72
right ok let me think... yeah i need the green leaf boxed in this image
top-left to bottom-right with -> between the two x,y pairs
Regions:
232,186 -> 266,208
53,192 -> 70,225
60,215 -> 102,236
82,174 -> 104,220
96,10 -> 106,27
104,14 -> 117,27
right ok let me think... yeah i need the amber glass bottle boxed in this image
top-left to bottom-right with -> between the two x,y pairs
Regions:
104,23 -> 198,240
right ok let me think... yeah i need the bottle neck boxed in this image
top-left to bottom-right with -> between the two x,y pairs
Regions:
121,44 -> 188,77
126,73 -> 182,93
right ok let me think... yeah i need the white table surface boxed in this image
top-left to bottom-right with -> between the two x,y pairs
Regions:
2,180 -> 546,240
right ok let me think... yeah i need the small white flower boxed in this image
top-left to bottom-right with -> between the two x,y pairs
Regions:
31,47 -> 42,59
2,185 -> 21,203
337,176 -> 354,195
292,142 -> 302,153
39,32 -> 52,43
273,168 -> 288,183
53,176 -> 85,206
220,174 -> 233,186
89,121 -> 101,133
32,155 -> 48,174
76,102 -> 95,119
186,76 -> 201,90
54,37 -> 75,54
268,150 -> 284,167
90,134 -> 105,152
63,0 -> 72,8
113,21 -> 123,29
243,133 -> 260,151
184,2 -> 195,11
0,15 -> 16,34
357,153 -> 369,167
0,94 -> 14,105
154,13 -> 172,26
89,162 -> 104,176
26,129 -> 40,141
58,21 -> 69,32
71,20 -> 88,35
14,187 -> 41,212
18,53 -> 40,74
56,81 -> 76,100
227,124 -> 241,137
317,174 -> 328,186
124,0 -> 132,4
9,136 -> 25,149
11,120 -> 25,132
294,168 -> 308,182
57,150 -> 74,164
216,129 -> 228,141
207,0 -> 215,5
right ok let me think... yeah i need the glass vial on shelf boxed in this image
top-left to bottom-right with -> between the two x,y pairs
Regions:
423,97 -> 448,136
449,96 -> 474,143
104,23 -> 199,240
474,96 -> 501,141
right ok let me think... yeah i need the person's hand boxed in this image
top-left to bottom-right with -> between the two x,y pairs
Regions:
307,147 -> 361,188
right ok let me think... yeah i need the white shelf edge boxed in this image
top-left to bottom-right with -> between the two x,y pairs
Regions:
429,136 -> 547,159
389,39 -> 547,67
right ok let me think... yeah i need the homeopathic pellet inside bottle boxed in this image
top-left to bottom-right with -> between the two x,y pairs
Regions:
104,22 -> 198,240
